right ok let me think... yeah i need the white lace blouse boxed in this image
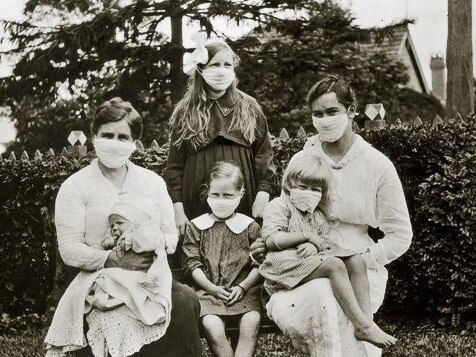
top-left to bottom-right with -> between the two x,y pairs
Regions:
55,159 -> 178,271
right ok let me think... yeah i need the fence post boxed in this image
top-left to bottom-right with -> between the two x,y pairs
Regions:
8,151 -> 16,161
67,131 -> 88,157
431,115 -> 444,130
21,151 -> 29,161
34,150 -> 43,160
296,126 -> 306,138
151,140 -> 160,151
412,117 -> 423,127
135,140 -> 144,150
279,128 -> 290,140
364,103 -> 386,131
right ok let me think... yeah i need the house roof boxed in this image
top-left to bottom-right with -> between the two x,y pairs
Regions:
359,24 -> 430,94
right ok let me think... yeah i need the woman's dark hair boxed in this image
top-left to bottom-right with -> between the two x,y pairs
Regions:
91,97 -> 143,139
306,75 -> 357,110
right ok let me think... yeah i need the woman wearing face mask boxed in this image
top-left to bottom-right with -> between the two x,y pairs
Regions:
48,98 -> 202,357
165,37 -> 276,246
251,76 -> 412,357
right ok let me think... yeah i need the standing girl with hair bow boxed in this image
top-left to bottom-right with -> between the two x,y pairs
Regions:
165,37 -> 276,244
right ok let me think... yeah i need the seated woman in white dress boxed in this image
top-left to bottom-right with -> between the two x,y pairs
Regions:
251,75 -> 412,357
259,151 -> 396,349
44,98 -> 202,357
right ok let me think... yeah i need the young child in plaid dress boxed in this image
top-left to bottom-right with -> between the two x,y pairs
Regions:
182,161 -> 263,357
259,151 -> 397,348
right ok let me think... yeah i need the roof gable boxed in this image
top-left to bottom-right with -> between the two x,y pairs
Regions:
359,24 -> 430,94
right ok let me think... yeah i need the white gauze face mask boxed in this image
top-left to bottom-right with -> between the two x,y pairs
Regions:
312,112 -> 350,142
207,196 -> 241,219
200,67 -> 236,92
93,138 -> 136,168
289,188 -> 322,213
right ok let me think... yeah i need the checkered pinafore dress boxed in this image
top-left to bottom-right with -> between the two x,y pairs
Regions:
259,195 -> 353,295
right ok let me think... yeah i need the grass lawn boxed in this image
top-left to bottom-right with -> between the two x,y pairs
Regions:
1,322 -> 475,357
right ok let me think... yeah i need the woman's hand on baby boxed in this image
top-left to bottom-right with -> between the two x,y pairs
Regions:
173,202 -> 189,236
250,238 -> 267,263
226,285 -> 245,306
209,285 -> 231,301
104,249 -> 154,271
296,243 -> 318,258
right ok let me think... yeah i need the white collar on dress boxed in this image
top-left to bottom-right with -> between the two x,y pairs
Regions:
191,213 -> 254,234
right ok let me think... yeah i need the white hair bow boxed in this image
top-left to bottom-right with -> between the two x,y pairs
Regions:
183,32 -> 209,75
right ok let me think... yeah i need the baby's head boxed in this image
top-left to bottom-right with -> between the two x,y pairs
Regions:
282,151 -> 331,212
205,161 -> 244,219
108,200 -> 152,238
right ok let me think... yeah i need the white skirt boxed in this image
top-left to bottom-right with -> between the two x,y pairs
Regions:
266,266 -> 388,357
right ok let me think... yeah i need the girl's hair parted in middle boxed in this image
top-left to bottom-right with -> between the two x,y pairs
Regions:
169,41 -> 263,150
208,161 -> 244,192
200,161 -> 245,202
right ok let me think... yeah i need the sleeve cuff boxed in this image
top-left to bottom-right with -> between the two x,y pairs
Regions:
249,251 -> 261,266
170,192 -> 182,203
164,234 -> 178,254
184,263 -> 202,280
97,250 -> 112,271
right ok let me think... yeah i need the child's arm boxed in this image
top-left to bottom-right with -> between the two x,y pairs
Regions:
227,267 -> 262,306
182,223 -> 230,301
267,231 -> 330,251
191,268 -> 230,301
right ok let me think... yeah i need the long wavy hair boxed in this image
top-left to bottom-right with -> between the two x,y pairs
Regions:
169,41 -> 261,149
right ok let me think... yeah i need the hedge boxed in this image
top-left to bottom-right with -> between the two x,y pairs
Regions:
0,119 -> 475,324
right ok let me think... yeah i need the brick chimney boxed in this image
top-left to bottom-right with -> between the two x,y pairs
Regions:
430,54 -> 446,103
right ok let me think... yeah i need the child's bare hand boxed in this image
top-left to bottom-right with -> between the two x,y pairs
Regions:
308,235 -> 331,252
296,243 -> 318,258
226,285 -> 245,306
210,285 -> 231,301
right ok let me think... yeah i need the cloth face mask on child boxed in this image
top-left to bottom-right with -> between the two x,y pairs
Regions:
312,112 -> 349,142
200,67 -> 236,92
207,196 -> 241,219
289,188 -> 322,213
93,138 -> 136,168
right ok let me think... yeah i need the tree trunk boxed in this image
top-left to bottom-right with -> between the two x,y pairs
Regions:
169,0 -> 187,104
446,0 -> 474,119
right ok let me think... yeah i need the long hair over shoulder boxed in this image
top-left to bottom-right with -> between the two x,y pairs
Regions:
169,41 -> 262,150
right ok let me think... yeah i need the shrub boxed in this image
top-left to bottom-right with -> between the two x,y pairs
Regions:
0,119 -> 475,323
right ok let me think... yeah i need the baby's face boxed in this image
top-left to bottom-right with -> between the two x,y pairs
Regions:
108,214 -> 132,238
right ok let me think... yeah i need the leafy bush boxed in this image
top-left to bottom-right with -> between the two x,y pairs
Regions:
0,119 -> 475,324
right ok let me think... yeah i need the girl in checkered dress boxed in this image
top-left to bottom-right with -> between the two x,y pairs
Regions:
259,151 -> 397,349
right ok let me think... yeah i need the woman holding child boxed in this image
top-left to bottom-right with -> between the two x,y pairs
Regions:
45,98 -> 202,357
252,75 -> 413,357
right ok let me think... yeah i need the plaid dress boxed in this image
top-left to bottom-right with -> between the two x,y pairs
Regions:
259,194 -> 353,295
182,214 -> 263,317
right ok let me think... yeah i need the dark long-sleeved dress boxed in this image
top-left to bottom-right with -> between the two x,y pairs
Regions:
165,90 -> 276,220
182,213 -> 262,317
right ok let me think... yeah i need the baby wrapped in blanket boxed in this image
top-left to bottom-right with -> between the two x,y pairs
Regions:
45,198 -> 172,357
